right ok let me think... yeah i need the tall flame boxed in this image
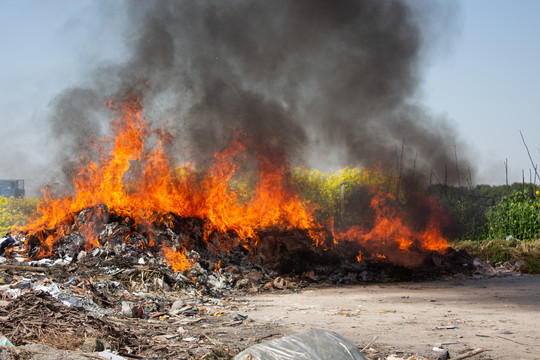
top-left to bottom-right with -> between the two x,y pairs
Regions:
19,93 -> 449,271
20,94 -> 320,267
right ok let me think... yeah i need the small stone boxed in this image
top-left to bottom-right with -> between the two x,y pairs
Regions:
247,269 -> 263,285
248,286 -> 259,293
236,278 -> 250,289
170,300 -> 184,311
80,337 -> 106,352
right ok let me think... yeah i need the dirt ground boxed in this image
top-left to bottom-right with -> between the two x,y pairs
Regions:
240,274 -> 540,360
1,273 -> 539,359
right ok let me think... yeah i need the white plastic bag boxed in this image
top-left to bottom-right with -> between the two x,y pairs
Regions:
235,329 -> 369,360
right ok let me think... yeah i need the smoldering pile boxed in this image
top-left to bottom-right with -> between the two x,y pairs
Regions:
5,203 -> 476,297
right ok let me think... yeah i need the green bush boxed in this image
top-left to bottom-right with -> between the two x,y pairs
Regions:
487,189 -> 540,240
0,196 -> 39,235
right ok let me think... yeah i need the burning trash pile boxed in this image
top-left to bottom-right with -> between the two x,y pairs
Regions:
5,94 -> 476,291
0,95 -> 518,359
0,96 -> 480,359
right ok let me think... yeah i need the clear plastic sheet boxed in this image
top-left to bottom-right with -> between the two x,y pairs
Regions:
235,329 -> 369,360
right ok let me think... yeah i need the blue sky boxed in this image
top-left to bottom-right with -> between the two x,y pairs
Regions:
422,0 -> 540,184
0,0 -> 539,193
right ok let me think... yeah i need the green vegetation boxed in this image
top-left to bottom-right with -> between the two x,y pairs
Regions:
430,183 -> 540,241
487,189 -> 540,241
0,196 -> 39,235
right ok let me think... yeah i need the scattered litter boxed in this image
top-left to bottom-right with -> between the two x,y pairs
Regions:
436,325 -> 458,330
0,194 -> 528,360
473,259 -> 526,276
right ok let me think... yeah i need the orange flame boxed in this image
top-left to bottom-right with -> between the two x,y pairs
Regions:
162,244 -> 192,272
20,94 -> 321,267
334,192 -> 449,266
19,93 -> 449,270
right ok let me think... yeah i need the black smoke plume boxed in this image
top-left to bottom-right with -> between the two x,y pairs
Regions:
49,0 -> 471,186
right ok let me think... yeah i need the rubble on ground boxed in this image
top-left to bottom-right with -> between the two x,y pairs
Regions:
0,210 -> 526,359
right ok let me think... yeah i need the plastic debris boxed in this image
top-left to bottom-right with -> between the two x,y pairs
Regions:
234,329 -> 369,360
436,350 -> 450,360
121,301 -> 144,318
0,336 -> 14,346
436,325 -> 457,330
98,351 -> 128,360
0,235 -> 16,255
182,337 -> 198,342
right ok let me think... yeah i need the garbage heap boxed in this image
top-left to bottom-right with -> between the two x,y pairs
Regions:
0,203 -> 485,359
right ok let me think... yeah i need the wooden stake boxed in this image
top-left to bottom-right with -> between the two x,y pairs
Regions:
454,144 -> 462,198
520,130 -> 540,180
505,159 -> 509,200
452,348 -> 486,360
360,335 -> 379,352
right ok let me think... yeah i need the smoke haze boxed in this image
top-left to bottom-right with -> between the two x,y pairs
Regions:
46,0 -> 471,189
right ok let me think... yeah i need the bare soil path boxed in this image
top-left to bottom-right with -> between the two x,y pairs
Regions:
241,275 -> 540,359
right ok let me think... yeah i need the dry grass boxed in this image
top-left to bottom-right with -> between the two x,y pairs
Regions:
454,239 -> 540,274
